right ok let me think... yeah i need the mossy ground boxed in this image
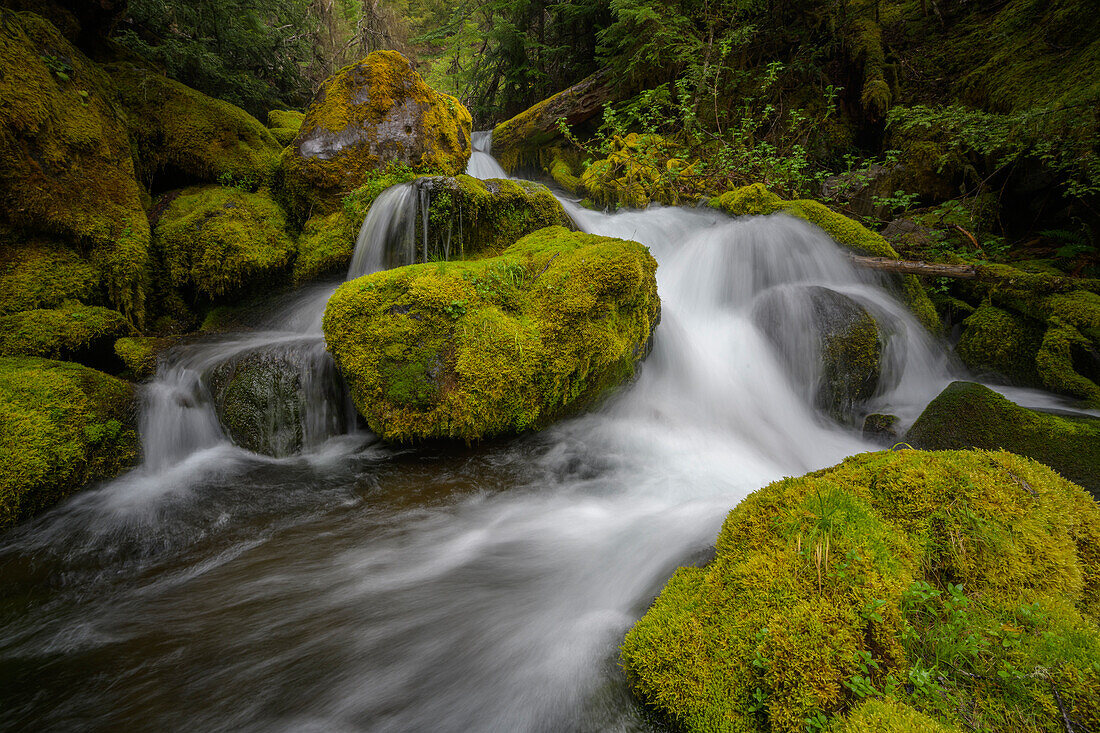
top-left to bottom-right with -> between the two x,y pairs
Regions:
713,184 -> 941,332
154,185 -> 295,301
0,356 -> 138,528
905,381 -> 1100,496
623,449 -> 1100,733
323,226 -> 659,441
278,50 -> 472,219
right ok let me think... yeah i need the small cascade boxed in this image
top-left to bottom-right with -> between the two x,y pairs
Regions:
348,183 -> 420,277
465,130 -> 509,179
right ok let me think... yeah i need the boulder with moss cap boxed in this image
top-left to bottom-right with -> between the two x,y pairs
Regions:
322,226 -> 659,441
623,448 -> 1100,733
0,356 -> 138,528
0,10 -> 150,323
279,50 -> 472,218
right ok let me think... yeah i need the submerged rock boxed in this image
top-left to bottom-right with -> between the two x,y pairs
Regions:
278,50 -> 472,217
155,185 -> 295,301
323,226 -> 659,441
622,449 -> 1100,733
753,286 -> 882,424
206,342 -> 349,457
712,184 -> 941,333
906,381 -> 1100,495
0,356 -> 138,528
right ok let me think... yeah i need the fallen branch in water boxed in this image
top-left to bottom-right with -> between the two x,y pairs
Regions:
846,255 -> 978,279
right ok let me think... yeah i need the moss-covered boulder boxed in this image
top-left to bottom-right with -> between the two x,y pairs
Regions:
323,226 -> 659,441
622,449 -> 1100,733
906,381 -> 1100,495
712,184 -> 940,333
0,236 -> 99,316
155,185 -> 295,301
114,335 -> 179,380
0,302 -> 131,369
107,61 -> 282,188
956,305 -> 1043,385
753,286 -> 883,424
279,50 -> 472,218
266,109 -> 305,146
0,10 -> 150,322
0,356 -> 138,528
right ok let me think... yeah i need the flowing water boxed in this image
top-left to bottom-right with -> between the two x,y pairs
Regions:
0,140 -> 1090,732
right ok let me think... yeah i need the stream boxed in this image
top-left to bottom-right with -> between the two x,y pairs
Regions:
0,137 -> 1088,732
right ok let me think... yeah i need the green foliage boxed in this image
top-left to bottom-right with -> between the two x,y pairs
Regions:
0,357 -> 138,528
322,225 -> 659,441
622,448 -> 1100,732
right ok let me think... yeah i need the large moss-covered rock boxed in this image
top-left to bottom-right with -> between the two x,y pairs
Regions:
114,335 -> 179,380
279,50 -> 472,218
0,236 -> 99,316
906,381 -> 1100,495
956,305 -> 1043,385
323,226 -> 659,441
0,356 -> 138,528
623,449 -> 1100,733
0,10 -> 150,322
266,109 -> 305,146
0,302 -> 131,369
155,185 -> 295,301
753,286 -> 882,424
107,61 -> 282,188
713,184 -> 940,333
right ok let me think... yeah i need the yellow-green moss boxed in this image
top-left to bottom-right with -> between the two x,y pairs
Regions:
278,51 -> 472,218
832,698 -> 961,733
712,184 -> 941,332
155,185 -> 295,300
294,210 -> 359,283
0,356 -> 138,528
0,236 -> 99,316
114,335 -> 179,380
322,226 -> 659,441
905,381 -> 1100,496
546,147 -> 582,193
0,10 -> 150,324
956,305 -> 1042,385
107,61 -> 282,187
578,134 -> 688,209
266,109 -> 305,145
0,302 -> 132,366
623,449 -> 1100,733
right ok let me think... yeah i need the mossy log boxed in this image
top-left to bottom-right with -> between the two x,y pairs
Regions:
322,226 -> 659,441
623,449 -> 1100,733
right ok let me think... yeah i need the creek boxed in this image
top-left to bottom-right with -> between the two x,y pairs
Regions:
0,139 -> 1087,732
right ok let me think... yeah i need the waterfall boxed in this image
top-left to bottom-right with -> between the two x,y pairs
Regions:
465,130 -> 509,179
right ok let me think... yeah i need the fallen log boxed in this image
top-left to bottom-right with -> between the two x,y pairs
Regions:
846,255 -> 977,279
847,254 -> 1100,294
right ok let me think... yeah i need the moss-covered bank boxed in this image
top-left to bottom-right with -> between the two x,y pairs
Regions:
906,381 -> 1100,496
0,356 -> 138,528
623,449 -> 1100,733
323,226 -> 659,441
0,302 -> 131,368
713,184 -> 941,332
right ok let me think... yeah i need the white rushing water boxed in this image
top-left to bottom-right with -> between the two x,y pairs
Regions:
0,138 -> 1084,732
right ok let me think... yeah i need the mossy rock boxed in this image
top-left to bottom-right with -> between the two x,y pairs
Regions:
712,184 -> 941,333
623,449 -> 1100,733
0,236 -> 99,316
0,10 -> 150,323
0,356 -> 138,528
0,302 -> 131,369
956,305 -> 1043,385
322,226 -> 659,441
278,50 -> 472,218
862,413 -> 900,444
114,335 -> 179,380
107,61 -> 282,188
154,185 -> 295,301
754,286 -> 883,424
906,381 -> 1100,495
266,109 -> 304,146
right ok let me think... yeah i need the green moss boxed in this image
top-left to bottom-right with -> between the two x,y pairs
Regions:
155,185 -> 295,300
546,148 -> 581,193
820,308 -> 882,423
323,226 -> 659,441
107,61 -> 282,187
0,237 -> 99,316
0,302 -> 132,367
294,210 -> 358,283
0,10 -> 151,324
0,356 -> 138,528
278,51 -> 472,218
623,449 -> 1100,733
906,381 -> 1100,495
713,184 -> 941,332
267,110 -> 305,147
114,335 -> 179,380
956,305 -> 1043,385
